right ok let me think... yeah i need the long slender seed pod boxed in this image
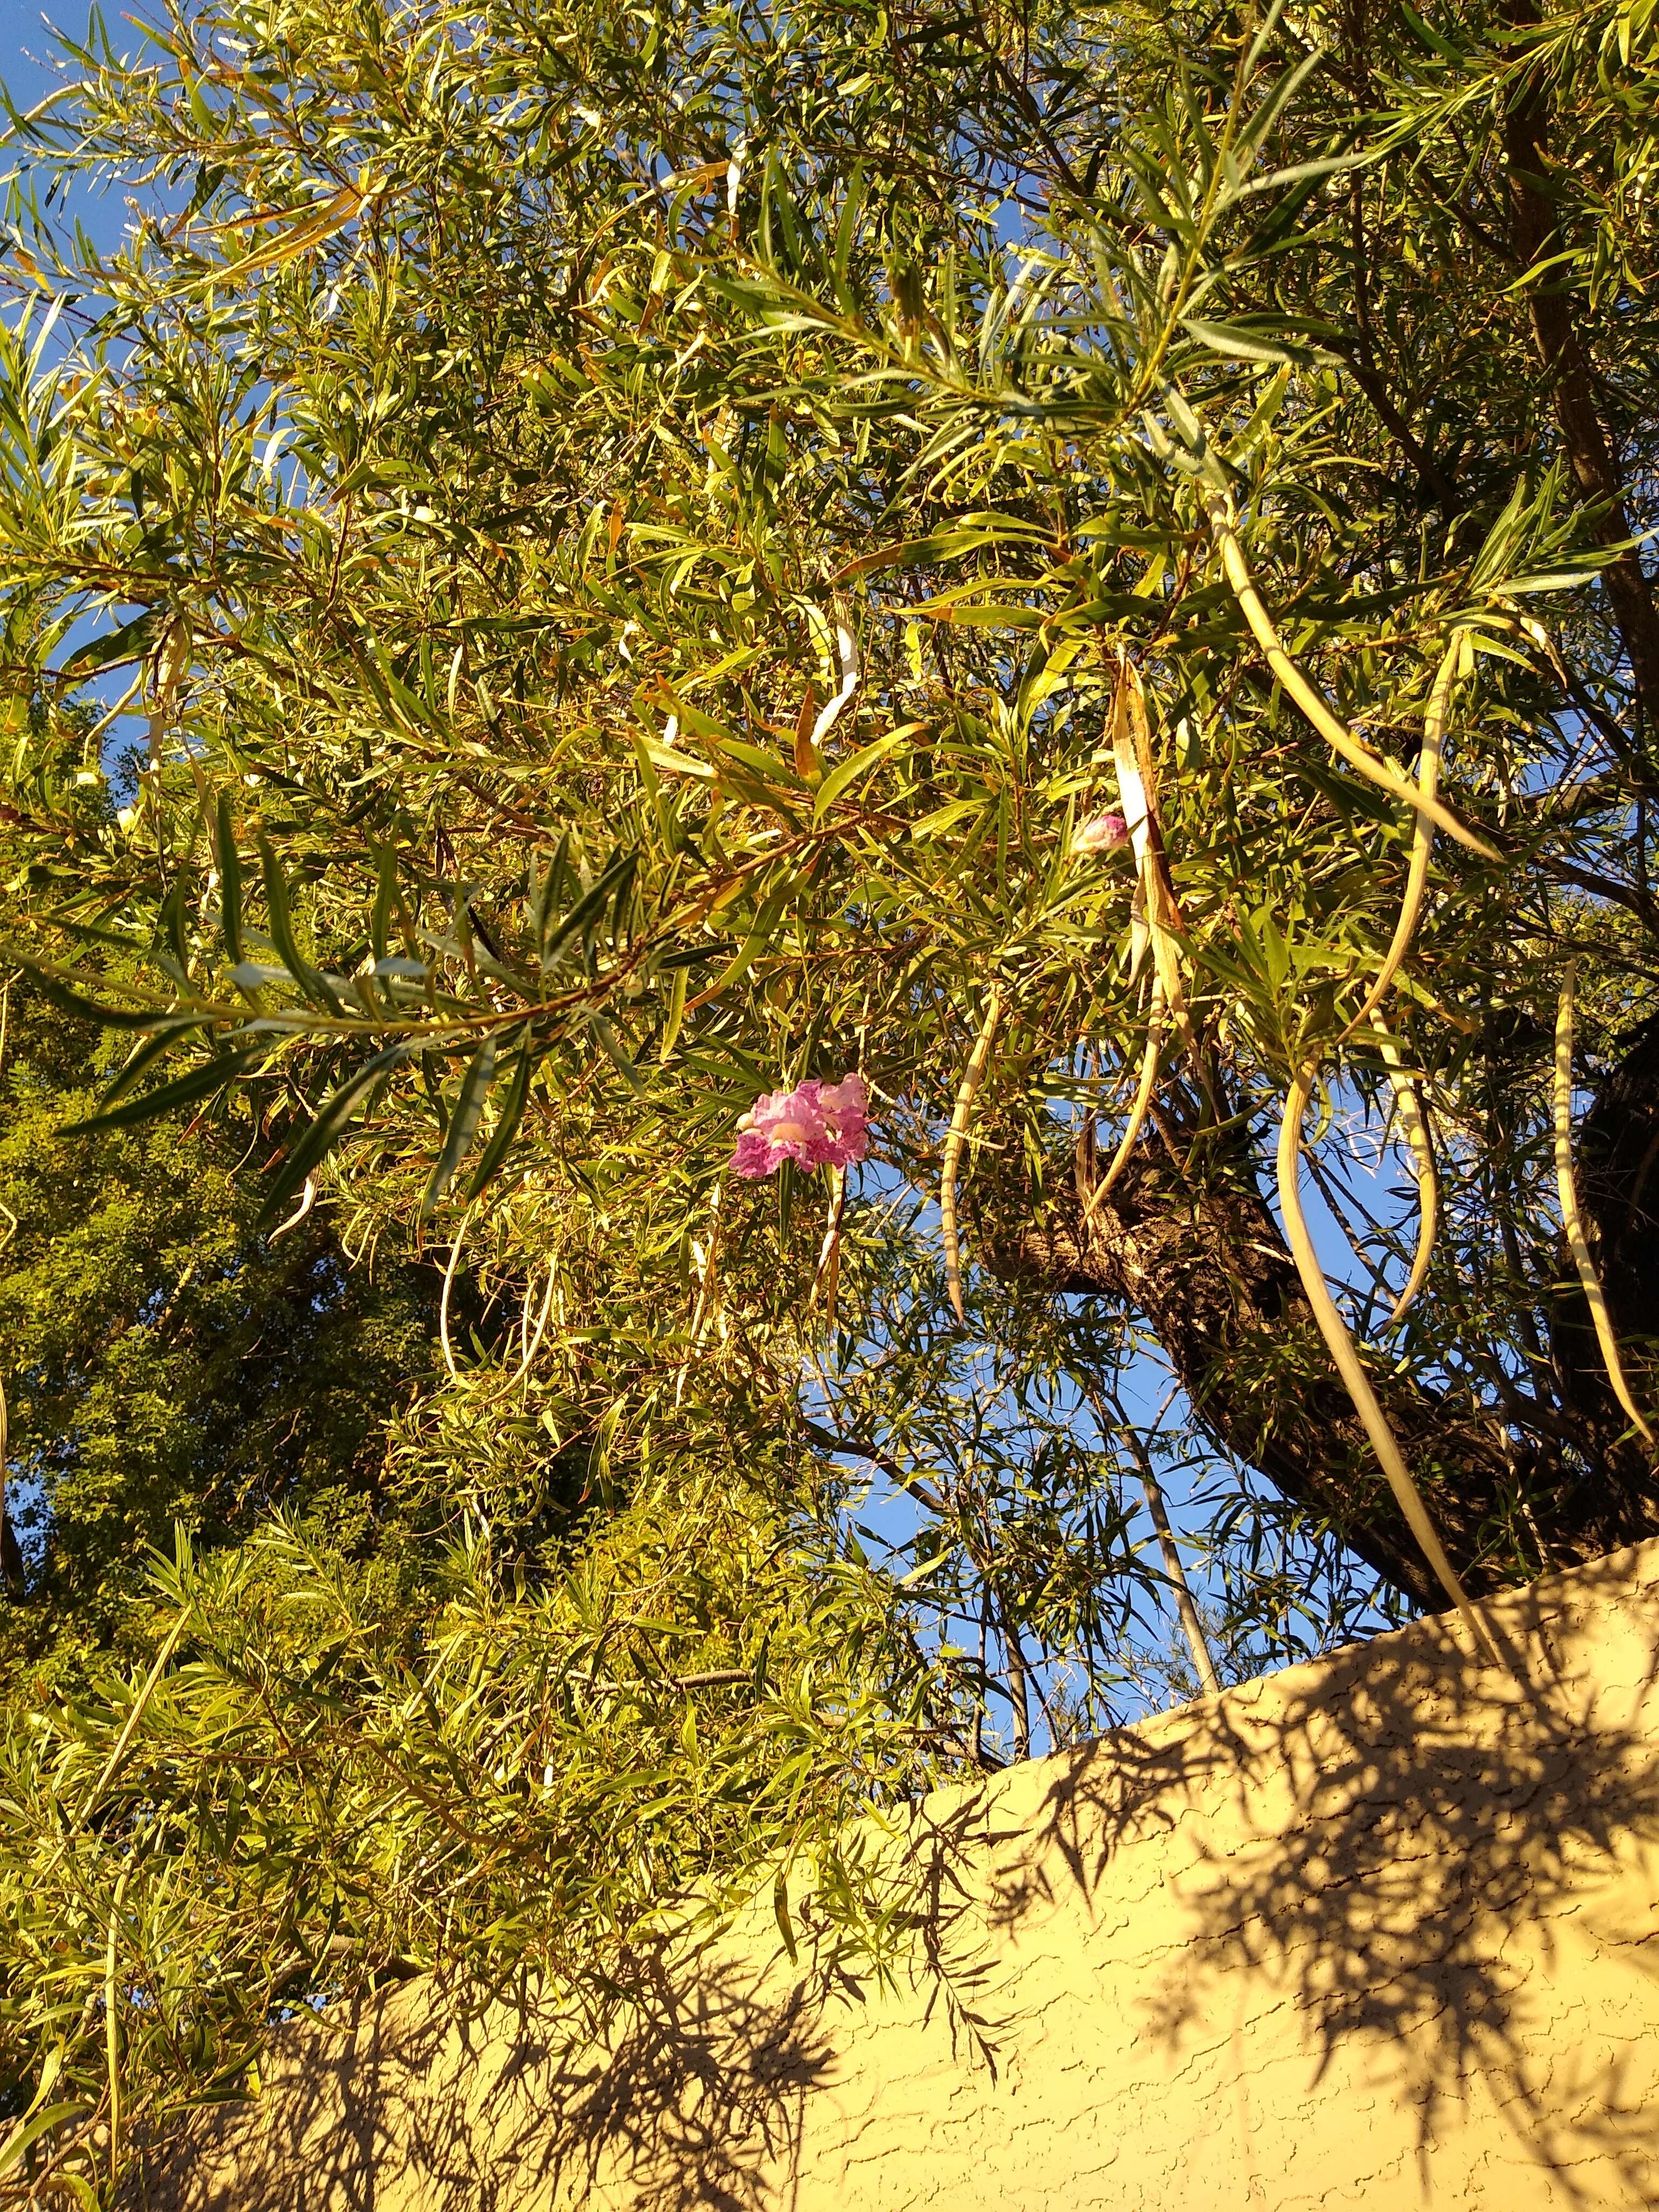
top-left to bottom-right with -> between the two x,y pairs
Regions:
1112,662 -> 1202,1064
1554,968 -> 1655,1442
79,1614 -> 190,1824
439,1201 -> 477,1382
1277,1058 -> 1500,1661
810,602 -> 860,747
941,987 -> 1005,1323
31,1607 -> 191,1888
1110,664 -> 1155,984
1207,498 -> 1497,859
1081,976 -> 1165,1226
105,1866 -> 132,2191
1375,1020 -> 1440,1328
1345,635 -> 1463,1042
269,1172 -> 317,1243
500,1261 -> 557,1394
814,1164 -> 846,1333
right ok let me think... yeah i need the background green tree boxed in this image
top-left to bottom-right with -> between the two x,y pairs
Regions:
0,965 -> 445,1683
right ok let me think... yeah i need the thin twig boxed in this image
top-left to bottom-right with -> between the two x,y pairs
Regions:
1135,1458 -> 1220,1695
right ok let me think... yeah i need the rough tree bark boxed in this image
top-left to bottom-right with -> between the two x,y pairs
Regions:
0,1380 -> 19,1599
0,1496 -> 22,1599
979,1055 -> 1658,1610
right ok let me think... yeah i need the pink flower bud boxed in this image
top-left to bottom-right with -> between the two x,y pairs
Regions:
1073,811 -> 1130,855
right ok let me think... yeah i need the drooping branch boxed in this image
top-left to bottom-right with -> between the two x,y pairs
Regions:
979,1094 -> 1657,1609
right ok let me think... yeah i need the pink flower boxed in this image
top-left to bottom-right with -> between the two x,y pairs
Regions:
1074,811 -> 1130,855
731,1071 -> 869,1178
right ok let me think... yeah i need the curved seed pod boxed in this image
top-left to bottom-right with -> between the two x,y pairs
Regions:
501,1262 -> 557,1394
439,1201 -> 478,1382
810,602 -> 860,747
1375,1021 -> 1440,1329
1346,634 -> 1464,1041
269,1173 -> 317,1244
941,987 -> 1005,1324
1080,974 -> 1165,1228
1554,968 -> 1655,1443
814,1163 -> 847,1331
1109,662 -> 1155,984
1111,659 -> 1205,1091
1207,497 -> 1497,859
146,614 -> 191,767
1276,1058 -> 1500,1663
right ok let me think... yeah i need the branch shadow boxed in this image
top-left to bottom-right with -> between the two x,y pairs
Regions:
137,1546 -> 1659,2210
970,1545 -> 1659,2204
135,1951 -> 840,2212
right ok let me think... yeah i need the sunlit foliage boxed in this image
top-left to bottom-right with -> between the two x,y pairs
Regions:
0,0 -> 1656,2194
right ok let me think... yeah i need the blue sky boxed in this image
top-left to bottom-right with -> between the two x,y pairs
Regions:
2,4 -> 131,252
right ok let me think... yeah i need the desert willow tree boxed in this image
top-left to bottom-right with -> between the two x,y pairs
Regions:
0,0 -> 1657,2184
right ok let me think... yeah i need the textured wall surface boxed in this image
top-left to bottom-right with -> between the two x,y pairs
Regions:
148,1540 -> 1659,2210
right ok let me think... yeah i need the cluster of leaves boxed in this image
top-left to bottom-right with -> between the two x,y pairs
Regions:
0,0 -> 1655,2195
0,969 -> 445,1685
1,1494 -> 949,2206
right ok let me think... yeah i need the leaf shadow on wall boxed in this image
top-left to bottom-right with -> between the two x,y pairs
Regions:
133,1952 -> 840,2212
133,1551 -> 1659,2211
969,1546 -> 1659,2206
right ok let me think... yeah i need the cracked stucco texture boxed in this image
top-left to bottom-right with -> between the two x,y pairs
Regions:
151,1539 -> 1659,2210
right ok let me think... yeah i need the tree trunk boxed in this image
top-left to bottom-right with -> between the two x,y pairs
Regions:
1502,8 -> 1659,726
980,1080 -> 1658,1609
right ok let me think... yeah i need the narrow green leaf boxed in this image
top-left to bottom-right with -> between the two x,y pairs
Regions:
100,1020 -> 208,1107
698,880 -> 790,1002
813,732 -> 908,820
0,2100 -> 92,2177
659,965 -> 688,1062
370,845 -> 397,963
541,852 -> 637,971
56,606 -> 157,677
259,836 -> 341,1013
1396,0 -> 1464,60
216,793 -> 244,967
16,966 -> 180,1030
1180,318 -> 1304,365
772,1871 -> 799,1964
421,1035 -> 499,1215
463,1040 -> 532,1201
260,1043 -> 411,1225
589,1014 -> 647,1099
68,1043 -> 265,1134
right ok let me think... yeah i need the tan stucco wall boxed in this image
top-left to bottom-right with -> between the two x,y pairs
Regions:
151,1539 -> 1659,2210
